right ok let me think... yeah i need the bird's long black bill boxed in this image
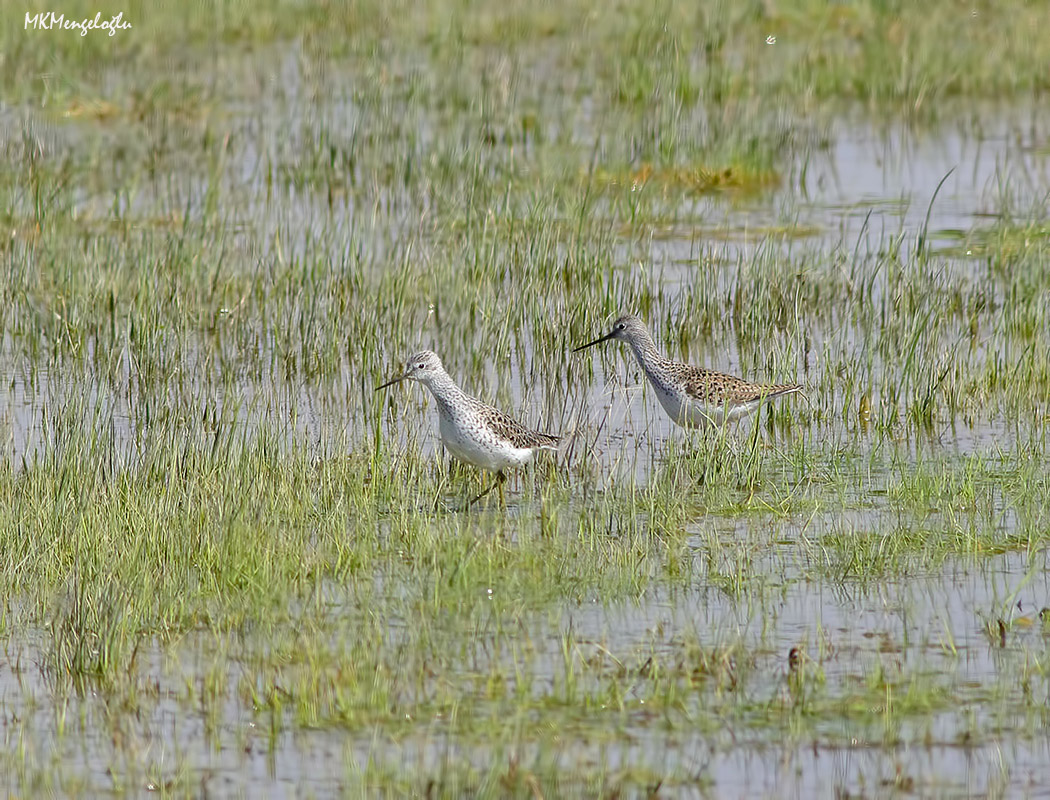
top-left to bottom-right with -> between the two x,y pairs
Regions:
572,331 -> 616,352
375,374 -> 407,391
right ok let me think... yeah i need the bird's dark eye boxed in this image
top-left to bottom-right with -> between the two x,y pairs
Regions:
617,323 -> 625,330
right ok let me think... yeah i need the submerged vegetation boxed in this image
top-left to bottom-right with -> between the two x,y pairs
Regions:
2,0 -> 1050,795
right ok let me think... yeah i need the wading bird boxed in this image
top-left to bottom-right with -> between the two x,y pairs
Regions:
377,350 -> 559,506
574,315 -> 801,428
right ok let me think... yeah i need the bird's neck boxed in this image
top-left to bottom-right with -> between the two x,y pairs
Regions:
422,371 -> 467,414
627,330 -> 666,373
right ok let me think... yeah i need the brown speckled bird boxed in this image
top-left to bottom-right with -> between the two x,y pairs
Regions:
574,314 -> 801,428
377,350 -> 559,505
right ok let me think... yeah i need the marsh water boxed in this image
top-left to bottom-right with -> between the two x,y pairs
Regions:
3,35 -> 1050,797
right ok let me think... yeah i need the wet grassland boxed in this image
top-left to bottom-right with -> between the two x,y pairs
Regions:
2,0 -> 1050,796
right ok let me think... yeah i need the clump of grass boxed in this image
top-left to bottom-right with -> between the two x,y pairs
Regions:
595,160 -> 780,197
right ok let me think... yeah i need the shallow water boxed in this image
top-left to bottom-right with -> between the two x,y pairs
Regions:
4,37 -> 1050,796
3,545 -> 1048,795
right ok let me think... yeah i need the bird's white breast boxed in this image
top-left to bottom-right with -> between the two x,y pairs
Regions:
438,409 -> 534,471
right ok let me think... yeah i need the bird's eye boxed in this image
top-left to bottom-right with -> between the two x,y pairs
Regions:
617,323 -> 625,330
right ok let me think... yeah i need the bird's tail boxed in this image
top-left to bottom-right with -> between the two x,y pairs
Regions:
534,432 -> 561,451
762,383 -> 803,399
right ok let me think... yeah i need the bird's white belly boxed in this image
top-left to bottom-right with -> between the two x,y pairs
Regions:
653,388 -> 764,428
438,413 -> 533,472
652,387 -> 720,428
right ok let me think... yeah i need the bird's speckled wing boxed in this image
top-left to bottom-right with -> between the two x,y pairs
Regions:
475,401 -> 560,450
680,365 -> 801,407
